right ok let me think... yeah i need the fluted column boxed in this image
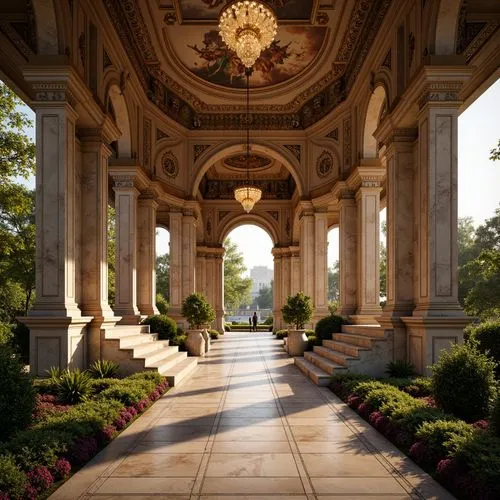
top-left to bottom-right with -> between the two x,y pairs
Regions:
335,185 -> 357,316
182,210 -> 197,299
314,211 -> 329,320
214,248 -> 226,331
196,247 -> 208,297
168,211 -> 183,319
137,195 -> 159,316
112,174 -> 140,323
289,246 -> 301,296
299,207 -> 315,300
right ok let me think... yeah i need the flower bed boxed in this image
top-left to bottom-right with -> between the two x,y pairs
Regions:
0,371 -> 169,499
330,373 -> 500,500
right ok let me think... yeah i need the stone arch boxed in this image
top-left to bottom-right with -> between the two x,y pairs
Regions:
431,0 -> 462,55
218,213 -> 279,247
191,141 -> 305,198
362,85 -> 388,159
106,83 -> 132,158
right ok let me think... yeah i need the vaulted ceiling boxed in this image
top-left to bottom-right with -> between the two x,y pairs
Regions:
103,0 -> 393,130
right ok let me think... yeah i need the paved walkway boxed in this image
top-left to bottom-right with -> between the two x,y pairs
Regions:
51,332 -> 454,499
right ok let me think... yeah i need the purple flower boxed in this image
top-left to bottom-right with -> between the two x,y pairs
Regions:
67,436 -> 98,466
357,402 -> 372,419
114,416 -> 127,430
119,410 -> 133,423
347,394 -> 362,409
0,492 -> 10,500
409,441 -> 430,464
53,458 -> 71,479
472,419 -> 489,430
24,484 -> 38,500
101,424 -> 117,442
27,466 -> 54,491
127,406 -> 138,417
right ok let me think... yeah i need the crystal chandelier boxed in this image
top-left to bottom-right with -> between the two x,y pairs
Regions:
219,0 -> 278,68
233,68 -> 262,213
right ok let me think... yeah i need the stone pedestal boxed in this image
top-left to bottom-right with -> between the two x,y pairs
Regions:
112,174 -> 141,324
137,196 -> 159,316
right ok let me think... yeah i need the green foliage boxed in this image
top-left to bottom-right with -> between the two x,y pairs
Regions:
281,292 -> 313,329
0,322 -> 13,345
263,316 -> 273,325
97,379 -> 156,406
224,324 -> 231,332
255,281 -> 273,309
0,345 -> 35,441
490,138 -> 500,161
181,293 -> 215,329
327,300 -> 339,315
314,314 -> 346,343
306,335 -> 317,351
0,454 -> 27,499
275,329 -> 287,340
416,419 -> 475,459
351,380 -> 393,399
127,371 -> 164,384
11,321 -> 29,364
208,329 -> 219,340
156,253 -> 169,301
491,393 -> 500,437
328,261 -> 339,302
171,333 -> 187,351
388,404 -> 445,435
364,385 -> 411,411
55,369 -> 94,404
223,238 -> 252,309
465,319 -> 500,375
431,343 -> 497,422
156,293 -> 169,314
88,360 -> 120,379
143,314 -> 177,341
89,377 -> 121,394
385,360 -> 415,378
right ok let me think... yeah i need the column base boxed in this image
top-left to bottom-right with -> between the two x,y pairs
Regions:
350,312 -> 382,325
401,315 -> 472,376
87,316 -> 119,363
19,315 -> 93,376
376,315 -> 407,363
138,304 -> 160,316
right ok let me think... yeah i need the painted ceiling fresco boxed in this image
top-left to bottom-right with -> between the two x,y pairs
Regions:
168,23 -> 326,88
177,0 -> 315,22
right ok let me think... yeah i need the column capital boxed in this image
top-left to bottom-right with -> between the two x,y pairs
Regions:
346,164 -> 385,191
112,175 -> 138,191
77,127 -> 119,150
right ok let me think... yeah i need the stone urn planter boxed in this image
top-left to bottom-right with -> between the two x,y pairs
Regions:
185,329 -> 206,357
287,330 -> 308,357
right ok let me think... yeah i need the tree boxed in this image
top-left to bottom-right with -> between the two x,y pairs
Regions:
223,238 -> 252,310
256,281 -> 273,309
156,253 -> 169,301
458,216 -> 479,305
490,139 -> 500,161
327,261 -> 339,302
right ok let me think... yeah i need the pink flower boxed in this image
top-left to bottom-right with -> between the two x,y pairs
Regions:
114,416 -> 127,430
127,406 -> 138,417
119,410 -> 133,423
27,466 -> 54,491
347,394 -> 362,409
24,484 -> 38,500
54,458 -> 71,479
472,419 -> 489,430
357,402 -> 371,419
0,492 -> 10,500
67,436 -> 98,466
101,424 -> 117,442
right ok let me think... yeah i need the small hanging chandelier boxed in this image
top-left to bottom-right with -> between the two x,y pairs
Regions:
219,0 -> 278,68
233,68 -> 262,213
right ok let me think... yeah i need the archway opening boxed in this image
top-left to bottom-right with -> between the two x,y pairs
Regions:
327,226 -> 340,312
156,226 -> 170,314
223,224 -> 274,330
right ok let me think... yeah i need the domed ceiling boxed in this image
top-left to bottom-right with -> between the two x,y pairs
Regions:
103,0 -> 393,129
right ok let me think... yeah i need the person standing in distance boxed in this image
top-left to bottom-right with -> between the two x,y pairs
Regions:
252,312 -> 258,332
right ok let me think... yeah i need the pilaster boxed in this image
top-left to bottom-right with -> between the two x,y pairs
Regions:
314,211 -> 329,320
182,209 -> 197,299
168,210 -> 183,318
272,248 -> 283,330
298,204 -> 315,301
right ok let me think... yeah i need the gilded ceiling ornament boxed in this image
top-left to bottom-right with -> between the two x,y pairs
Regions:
317,151 -> 334,178
161,151 -> 179,179
225,154 -> 271,170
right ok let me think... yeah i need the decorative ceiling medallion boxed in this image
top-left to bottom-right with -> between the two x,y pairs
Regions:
316,150 -> 333,178
161,151 -> 179,179
224,154 -> 272,170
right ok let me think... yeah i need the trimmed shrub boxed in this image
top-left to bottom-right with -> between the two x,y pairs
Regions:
89,378 -> 121,394
350,380 -> 392,399
171,333 -> 187,351
155,293 -> 169,315
0,345 -> 36,441
364,386 -> 408,411
431,343 -> 497,422
389,405 -> 446,435
182,293 -> 215,329
416,419 -> 475,460
314,315 -> 346,343
127,371 -> 164,384
0,454 -> 27,499
263,316 -> 273,325
11,322 -> 29,364
275,329 -> 288,340
224,324 -> 231,332
281,292 -> 313,329
306,335 -> 317,351
142,314 -> 177,341
55,369 -> 93,404
97,379 -> 156,406
465,320 -> 500,376
385,360 -> 415,378
208,329 -> 219,340
88,360 -> 120,379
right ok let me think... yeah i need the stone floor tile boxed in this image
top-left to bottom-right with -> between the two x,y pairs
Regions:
302,453 -> 391,477
210,441 -> 292,453
200,477 -> 306,495
290,425 -> 356,442
132,441 -> 208,454
113,453 -> 203,477
215,425 -> 288,441
205,453 -> 299,477
95,477 -> 195,495
143,425 -> 212,442
311,477 -> 409,495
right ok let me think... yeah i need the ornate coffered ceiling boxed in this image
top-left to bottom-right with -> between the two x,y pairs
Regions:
103,0 -> 393,130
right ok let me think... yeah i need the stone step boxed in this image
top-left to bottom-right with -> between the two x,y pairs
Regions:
323,339 -> 369,357
333,332 -> 385,348
313,345 -> 356,367
119,333 -> 158,348
341,324 -> 385,338
160,357 -> 198,386
147,351 -> 188,372
135,345 -> 179,364
294,357 -> 331,386
304,351 -> 347,375
106,325 -> 150,339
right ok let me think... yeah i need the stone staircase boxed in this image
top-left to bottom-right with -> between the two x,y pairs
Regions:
294,324 -> 393,386
101,325 -> 198,386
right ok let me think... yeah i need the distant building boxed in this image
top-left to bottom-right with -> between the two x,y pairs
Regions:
250,266 -> 273,299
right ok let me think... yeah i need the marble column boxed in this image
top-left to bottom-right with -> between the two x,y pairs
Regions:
112,175 -> 140,323
168,211 -> 183,321
272,248 -> 283,330
314,211 -> 329,320
196,247 -> 208,297
213,248 -> 226,332
299,208 -> 315,301
355,174 -> 383,320
289,246 -> 301,296
79,132 -> 117,361
336,187 -> 358,316
281,249 -> 291,303
22,100 -> 91,375
182,210 -> 197,299
137,195 -> 159,316
402,81 -> 471,374
378,131 -> 417,360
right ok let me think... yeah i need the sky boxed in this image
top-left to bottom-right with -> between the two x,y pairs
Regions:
9,78 -> 500,274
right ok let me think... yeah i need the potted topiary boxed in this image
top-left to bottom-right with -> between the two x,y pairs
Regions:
181,293 -> 216,356
281,292 -> 314,356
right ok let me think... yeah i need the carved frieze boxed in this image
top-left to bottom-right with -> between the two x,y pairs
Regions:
316,150 -> 334,178
343,117 -> 352,170
418,82 -> 463,109
112,175 -> 135,188
31,82 -> 77,108
202,179 -> 295,200
143,119 -> 151,172
161,151 -> 179,179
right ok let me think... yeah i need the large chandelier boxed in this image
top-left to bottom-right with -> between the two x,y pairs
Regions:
233,68 -> 262,213
219,0 -> 278,68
